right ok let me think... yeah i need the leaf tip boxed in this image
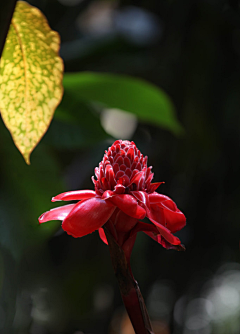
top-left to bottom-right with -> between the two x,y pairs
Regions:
23,152 -> 31,165
172,122 -> 185,136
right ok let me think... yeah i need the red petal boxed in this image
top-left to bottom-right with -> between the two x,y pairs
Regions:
149,193 -> 186,233
98,227 -> 108,244
161,204 -> 186,232
129,170 -> 145,187
106,194 -> 146,219
115,156 -> 124,165
147,209 -> 181,245
125,221 -> 185,250
101,177 -> 109,190
52,190 -> 96,202
38,204 -> 76,223
105,164 -> 116,188
131,191 -> 150,208
125,168 -> 132,178
127,147 -> 134,161
113,163 -> 119,174
62,198 -> 116,238
124,157 -> 131,168
149,182 -> 164,192
143,231 -> 185,251
115,170 -> 125,179
102,190 -> 115,200
149,192 -> 171,204
113,184 -> 126,194
114,210 -> 138,233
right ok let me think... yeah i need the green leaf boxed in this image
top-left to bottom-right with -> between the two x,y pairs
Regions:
0,1 -> 63,164
63,72 -> 183,135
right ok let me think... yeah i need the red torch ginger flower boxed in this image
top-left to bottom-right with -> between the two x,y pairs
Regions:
39,140 -> 186,258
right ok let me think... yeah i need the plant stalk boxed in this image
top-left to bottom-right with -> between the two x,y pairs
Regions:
104,227 -> 154,334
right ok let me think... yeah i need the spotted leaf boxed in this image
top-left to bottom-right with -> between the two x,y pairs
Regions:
0,1 -> 64,164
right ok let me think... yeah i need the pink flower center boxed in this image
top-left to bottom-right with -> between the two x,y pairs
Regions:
92,140 -> 154,195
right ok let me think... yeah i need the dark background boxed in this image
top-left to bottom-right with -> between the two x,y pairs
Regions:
1,0 -> 240,333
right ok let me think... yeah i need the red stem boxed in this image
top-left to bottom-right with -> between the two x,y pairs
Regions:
104,227 -> 154,334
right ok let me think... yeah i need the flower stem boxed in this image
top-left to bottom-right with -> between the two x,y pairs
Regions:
104,227 -> 154,334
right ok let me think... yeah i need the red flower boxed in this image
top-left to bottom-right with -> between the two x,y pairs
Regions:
39,140 -> 186,259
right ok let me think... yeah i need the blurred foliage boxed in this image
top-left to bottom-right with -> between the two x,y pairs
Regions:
63,72 -> 183,134
1,0 -> 240,333
0,119 -> 65,259
43,90 -> 110,149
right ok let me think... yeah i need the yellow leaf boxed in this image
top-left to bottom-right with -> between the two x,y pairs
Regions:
0,1 -> 64,164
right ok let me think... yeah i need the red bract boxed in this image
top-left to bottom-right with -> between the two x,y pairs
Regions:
39,140 -> 186,259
